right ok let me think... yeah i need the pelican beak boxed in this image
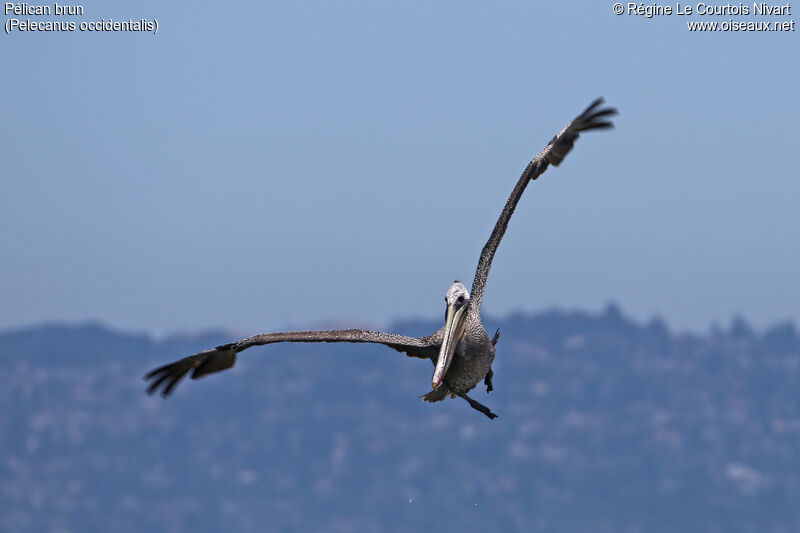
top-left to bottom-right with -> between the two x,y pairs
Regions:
432,303 -> 467,389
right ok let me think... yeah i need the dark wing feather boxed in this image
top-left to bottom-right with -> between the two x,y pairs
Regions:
544,98 -> 616,166
468,98 -> 617,312
144,329 -> 436,397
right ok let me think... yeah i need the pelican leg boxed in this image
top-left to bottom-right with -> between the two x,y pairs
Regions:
458,393 -> 498,420
484,367 -> 494,393
486,329 -> 498,393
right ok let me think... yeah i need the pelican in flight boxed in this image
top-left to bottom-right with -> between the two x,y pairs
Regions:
145,98 -> 616,419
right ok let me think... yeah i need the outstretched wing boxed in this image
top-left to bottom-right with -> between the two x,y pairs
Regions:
144,329 -> 437,397
469,98 -> 617,311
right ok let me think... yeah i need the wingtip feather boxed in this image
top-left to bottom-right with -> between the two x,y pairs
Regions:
191,347 -> 237,379
144,345 -> 239,397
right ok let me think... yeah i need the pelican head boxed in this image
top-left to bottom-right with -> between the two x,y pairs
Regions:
432,280 -> 470,389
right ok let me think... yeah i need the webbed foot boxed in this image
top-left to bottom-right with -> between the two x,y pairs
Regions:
458,393 -> 498,420
484,367 -> 494,393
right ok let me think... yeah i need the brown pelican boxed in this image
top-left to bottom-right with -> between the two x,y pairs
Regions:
144,98 -> 616,419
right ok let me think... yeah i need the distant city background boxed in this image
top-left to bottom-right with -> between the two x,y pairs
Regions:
2,309 -> 799,532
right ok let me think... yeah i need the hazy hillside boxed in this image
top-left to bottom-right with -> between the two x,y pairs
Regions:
2,307 -> 799,533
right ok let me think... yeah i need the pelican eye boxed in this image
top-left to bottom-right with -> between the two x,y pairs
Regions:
457,295 -> 465,304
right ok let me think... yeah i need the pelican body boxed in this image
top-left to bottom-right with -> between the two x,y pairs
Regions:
145,99 -> 617,419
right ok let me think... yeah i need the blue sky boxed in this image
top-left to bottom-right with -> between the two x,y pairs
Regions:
1,1 -> 798,334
